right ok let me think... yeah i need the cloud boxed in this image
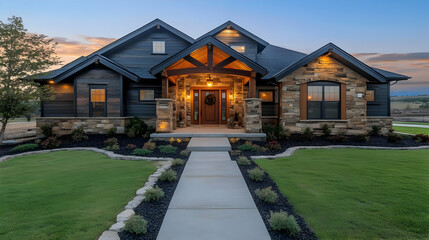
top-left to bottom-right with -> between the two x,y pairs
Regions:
366,52 -> 429,62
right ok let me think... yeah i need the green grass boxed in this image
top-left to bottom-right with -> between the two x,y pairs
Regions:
394,126 -> 429,135
0,151 -> 156,240
255,149 -> 429,240
394,121 -> 429,125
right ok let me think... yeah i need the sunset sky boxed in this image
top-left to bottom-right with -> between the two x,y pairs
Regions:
1,0 -> 428,96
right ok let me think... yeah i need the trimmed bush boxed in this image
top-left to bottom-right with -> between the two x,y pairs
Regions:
302,127 -> 314,141
255,186 -> 278,204
103,137 -> 119,151
265,141 -> 281,151
248,167 -> 264,182
126,144 -> 137,150
356,134 -> 370,142
158,145 -> 177,154
10,143 -> 38,152
269,211 -> 301,235
387,132 -> 403,143
144,186 -> 164,202
125,117 -> 148,138
143,141 -> 156,151
370,125 -> 381,136
159,169 -> 177,182
412,134 -> 429,143
172,158 -> 185,166
180,149 -> 191,157
237,141 -> 262,152
132,148 -> 153,156
105,127 -> 117,137
40,123 -> 53,138
103,144 -> 120,151
321,123 -> 331,137
237,156 -> 251,166
71,127 -> 88,142
39,137 -> 62,149
263,124 -> 290,141
124,215 -> 147,235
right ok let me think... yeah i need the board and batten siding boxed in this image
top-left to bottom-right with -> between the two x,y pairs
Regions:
43,82 -> 74,117
367,83 -> 390,116
126,81 -> 161,117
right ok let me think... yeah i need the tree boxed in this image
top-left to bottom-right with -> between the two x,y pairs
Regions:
0,16 -> 60,142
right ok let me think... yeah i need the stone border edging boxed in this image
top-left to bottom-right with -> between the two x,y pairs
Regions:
251,145 -> 429,159
0,147 -> 175,163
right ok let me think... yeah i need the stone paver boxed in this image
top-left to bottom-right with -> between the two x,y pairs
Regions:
187,137 -> 231,151
157,137 -> 270,240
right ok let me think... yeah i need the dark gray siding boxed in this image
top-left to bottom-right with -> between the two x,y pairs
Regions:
75,67 -> 121,117
126,81 -> 161,117
214,29 -> 258,61
367,83 -> 390,116
257,84 -> 279,117
43,82 -> 74,117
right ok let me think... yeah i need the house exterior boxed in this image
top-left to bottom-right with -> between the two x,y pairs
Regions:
34,19 -> 410,136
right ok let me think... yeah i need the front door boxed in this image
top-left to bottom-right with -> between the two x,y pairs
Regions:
201,90 -> 219,124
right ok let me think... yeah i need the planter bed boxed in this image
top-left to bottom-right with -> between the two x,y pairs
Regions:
237,160 -> 318,240
118,157 -> 187,240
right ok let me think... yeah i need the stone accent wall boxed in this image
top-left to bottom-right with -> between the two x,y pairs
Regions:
366,117 -> 393,135
36,117 -> 156,136
244,98 -> 262,133
279,55 -> 368,135
155,98 -> 174,133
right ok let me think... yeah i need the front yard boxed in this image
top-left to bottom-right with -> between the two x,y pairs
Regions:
255,149 -> 429,240
0,151 -> 156,240
394,126 -> 429,135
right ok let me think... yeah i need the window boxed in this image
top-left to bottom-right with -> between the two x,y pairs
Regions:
90,87 -> 106,117
259,91 -> 274,102
307,82 -> 340,119
139,89 -> 155,101
152,41 -> 165,54
230,45 -> 245,53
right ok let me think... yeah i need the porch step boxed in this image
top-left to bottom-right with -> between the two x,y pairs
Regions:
187,137 -> 231,151
150,132 -> 266,140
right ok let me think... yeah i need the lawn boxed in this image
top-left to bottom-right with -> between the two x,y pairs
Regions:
394,121 -> 429,125
255,149 -> 429,240
0,151 -> 156,240
393,126 -> 429,135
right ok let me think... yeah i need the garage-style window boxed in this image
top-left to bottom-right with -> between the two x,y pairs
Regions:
307,82 -> 340,119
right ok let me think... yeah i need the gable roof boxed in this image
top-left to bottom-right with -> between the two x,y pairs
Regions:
150,36 -> 267,75
273,43 -> 410,82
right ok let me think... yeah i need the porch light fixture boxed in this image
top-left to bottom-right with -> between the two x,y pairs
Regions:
206,74 -> 213,87
48,80 -> 55,84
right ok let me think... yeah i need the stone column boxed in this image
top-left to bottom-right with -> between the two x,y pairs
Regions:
156,98 -> 174,133
244,98 -> 262,133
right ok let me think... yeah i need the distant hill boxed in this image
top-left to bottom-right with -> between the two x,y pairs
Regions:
391,95 -> 429,102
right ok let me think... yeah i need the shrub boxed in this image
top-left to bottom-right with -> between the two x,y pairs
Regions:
126,144 -> 137,150
327,135 -> 349,142
71,126 -> 88,142
104,144 -> 120,151
412,134 -> 429,143
387,132 -> 403,143
229,149 -> 242,156
180,149 -> 191,157
356,134 -> 370,142
159,169 -> 177,182
39,136 -> 62,149
172,158 -> 185,166
263,124 -> 290,141
125,117 -> 148,138
176,138 -> 182,143
158,145 -> 177,154
105,127 -> 117,137
143,141 -> 156,151
40,123 -> 53,138
369,125 -> 381,136
132,148 -> 153,156
169,137 -> 175,144
302,127 -> 314,141
237,156 -> 251,166
265,141 -> 282,151
321,123 -> 331,137
143,186 -> 164,202
229,137 -> 240,144
10,143 -> 38,152
255,186 -> 278,204
143,126 -> 155,138
277,125 -> 290,141
269,211 -> 301,235
248,167 -> 264,182
237,141 -> 262,152
124,215 -> 147,235
103,137 -> 119,151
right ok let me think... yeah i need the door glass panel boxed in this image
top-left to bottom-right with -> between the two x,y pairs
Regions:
90,88 -> 105,117
193,91 -> 199,121
221,91 -> 226,121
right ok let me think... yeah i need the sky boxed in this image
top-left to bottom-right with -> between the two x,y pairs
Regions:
1,0 -> 428,96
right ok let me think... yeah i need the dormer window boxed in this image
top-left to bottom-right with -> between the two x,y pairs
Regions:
230,45 -> 245,53
152,40 -> 165,54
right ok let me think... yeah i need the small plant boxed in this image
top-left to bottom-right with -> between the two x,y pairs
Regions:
387,132 -> 403,143
159,169 -> 177,182
104,144 -> 120,151
40,123 -> 53,138
369,125 -> 381,136
125,117 -> 148,138
180,149 -> 191,157
169,137 -> 175,144
229,137 -> 240,144
237,156 -> 251,166
237,141 -> 262,152
327,135 -> 349,142
176,138 -> 182,143
302,127 -> 314,141
126,144 -> 137,150
132,148 -> 153,156
71,126 -> 88,142
412,134 -> 429,143
255,186 -> 278,204
356,134 -> 370,142
158,145 -> 177,154
10,143 -> 38,152
103,137 -> 119,151
248,167 -> 264,182
172,158 -> 185,166
105,127 -> 117,137
229,149 -> 242,156
143,141 -> 156,151
265,141 -> 282,151
321,123 -> 331,136
269,211 -> 301,235
143,186 -> 164,202
143,126 -> 156,138
277,125 -> 290,140
39,136 -> 62,149
124,215 -> 147,235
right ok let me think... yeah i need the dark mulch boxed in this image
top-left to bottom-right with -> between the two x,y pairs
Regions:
118,159 -> 187,240
237,161 -> 318,240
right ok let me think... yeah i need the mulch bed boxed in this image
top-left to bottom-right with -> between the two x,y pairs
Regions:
237,160 -> 318,240
118,158 -> 187,240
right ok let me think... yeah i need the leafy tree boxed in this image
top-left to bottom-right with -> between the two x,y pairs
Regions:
0,16 -> 60,142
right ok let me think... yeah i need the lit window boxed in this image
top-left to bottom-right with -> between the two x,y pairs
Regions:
259,91 -> 274,102
307,82 -> 340,119
90,88 -> 106,117
139,89 -> 155,101
152,41 -> 165,54
230,45 -> 245,53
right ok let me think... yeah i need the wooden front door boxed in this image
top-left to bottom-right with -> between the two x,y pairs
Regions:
201,90 -> 219,124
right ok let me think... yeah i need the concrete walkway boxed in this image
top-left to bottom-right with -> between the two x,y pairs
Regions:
157,138 -> 270,240
393,123 -> 429,128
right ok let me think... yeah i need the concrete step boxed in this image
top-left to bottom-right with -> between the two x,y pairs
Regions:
187,137 -> 231,151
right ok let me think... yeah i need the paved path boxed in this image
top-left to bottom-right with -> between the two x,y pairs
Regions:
157,138 -> 270,240
393,123 -> 429,128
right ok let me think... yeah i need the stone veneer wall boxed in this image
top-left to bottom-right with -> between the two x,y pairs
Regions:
279,55 -> 369,135
244,98 -> 262,133
36,117 -> 156,136
366,117 -> 393,135
155,99 -> 174,133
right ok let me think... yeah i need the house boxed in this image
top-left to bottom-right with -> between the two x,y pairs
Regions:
33,19 -> 410,136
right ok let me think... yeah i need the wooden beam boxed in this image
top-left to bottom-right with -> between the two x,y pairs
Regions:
167,67 -> 252,78
214,56 -> 236,68
207,43 -> 213,71
162,71 -> 169,98
249,71 -> 256,98
212,67 -> 252,77
184,55 -> 205,68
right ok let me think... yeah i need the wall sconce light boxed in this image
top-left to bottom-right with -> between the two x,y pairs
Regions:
187,95 -> 191,99
206,74 -> 213,87
308,95 -> 312,100
159,121 -> 168,129
48,80 -> 55,84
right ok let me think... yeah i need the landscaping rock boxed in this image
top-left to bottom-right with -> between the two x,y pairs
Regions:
125,195 -> 145,209
136,186 -> 150,195
109,221 -> 125,232
116,209 -> 135,222
99,230 -> 120,240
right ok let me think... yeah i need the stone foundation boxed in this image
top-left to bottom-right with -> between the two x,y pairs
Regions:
244,98 -> 262,133
366,117 -> 393,135
36,117 -> 156,136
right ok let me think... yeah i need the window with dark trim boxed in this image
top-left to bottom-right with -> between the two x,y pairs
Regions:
307,82 -> 340,119
139,89 -> 155,101
259,90 -> 274,102
152,40 -> 165,54
230,44 -> 245,53
89,86 -> 106,117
